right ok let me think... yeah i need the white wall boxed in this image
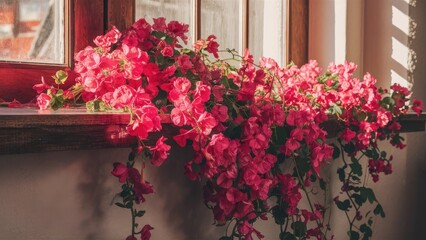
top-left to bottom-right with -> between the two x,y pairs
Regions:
310,0 -> 426,239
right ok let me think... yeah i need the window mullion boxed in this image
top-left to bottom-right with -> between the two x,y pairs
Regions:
194,0 -> 201,40
242,0 -> 248,52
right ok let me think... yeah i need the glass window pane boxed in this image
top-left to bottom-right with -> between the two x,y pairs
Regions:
135,0 -> 193,48
201,0 -> 243,56
249,0 -> 286,66
0,0 -> 65,64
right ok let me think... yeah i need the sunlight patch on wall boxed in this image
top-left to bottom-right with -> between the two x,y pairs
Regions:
391,69 -> 412,88
391,2 -> 417,87
391,36 -> 409,70
392,6 -> 409,35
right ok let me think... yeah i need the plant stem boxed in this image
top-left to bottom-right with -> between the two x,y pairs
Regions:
292,158 -> 327,240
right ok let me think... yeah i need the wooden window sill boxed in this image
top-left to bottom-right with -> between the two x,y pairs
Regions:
0,107 -> 424,155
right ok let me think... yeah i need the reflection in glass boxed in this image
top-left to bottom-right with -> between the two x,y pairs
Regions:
0,0 -> 65,64
249,0 -> 286,66
135,0 -> 193,48
201,0 -> 242,57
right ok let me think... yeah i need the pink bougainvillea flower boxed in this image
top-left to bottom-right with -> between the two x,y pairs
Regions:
141,224 -> 154,240
125,235 -> 137,240
32,17 -> 425,240
175,54 -> 193,74
149,136 -> 171,167
341,128 -> 356,142
132,18 -> 152,40
284,138 -> 300,155
412,99 -> 423,116
391,83 -> 411,96
167,20 -> 189,44
161,45 -> 174,57
33,77 -> 50,94
127,118 -> 154,140
111,162 -> 128,183
133,181 -> 154,203
152,17 -> 167,32
195,111 -> 217,136
206,35 -> 219,58
106,85 -> 137,109
94,25 -> 121,50
36,93 -> 52,110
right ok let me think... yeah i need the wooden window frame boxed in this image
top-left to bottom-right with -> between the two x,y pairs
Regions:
0,0 -> 308,103
0,0 -> 105,103
109,0 -> 309,65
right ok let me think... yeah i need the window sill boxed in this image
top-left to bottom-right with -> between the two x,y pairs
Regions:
0,107 -> 133,154
0,107 -> 424,155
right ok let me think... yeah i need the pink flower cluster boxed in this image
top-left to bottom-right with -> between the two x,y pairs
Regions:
34,17 -> 423,240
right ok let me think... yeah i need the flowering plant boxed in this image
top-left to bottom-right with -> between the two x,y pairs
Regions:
35,18 -> 423,240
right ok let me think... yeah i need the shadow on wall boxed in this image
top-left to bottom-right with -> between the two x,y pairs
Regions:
143,144 -> 225,240
308,0 -> 335,66
77,152 -> 116,240
406,1 -> 426,239
0,148 -> 225,240
363,1 -> 426,240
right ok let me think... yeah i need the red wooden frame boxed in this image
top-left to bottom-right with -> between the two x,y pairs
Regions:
0,0 -> 105,103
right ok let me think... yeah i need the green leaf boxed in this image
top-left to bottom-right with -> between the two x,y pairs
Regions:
360,187 -> 376,204
50,94 -> 65,111
165,36 -> 174,45
337,167 -> 346,182
350,161 -> 363,176
343,142 -> 356,155
373,204 -> 385,218
291,221 -> 307,237
280,232 -> 296,240
219,237 -> 232,240
225,124 -> 242,140
135,210 -> 146,217
86,100 -> 107,112
292,158 -> 310,179
151,31 -> 167,39
272,126 -> 287,145
52,70 -> 68,84
253,199 -> 265,211
329,103 -> 342,115
128,152 -> 136,161
115,202 -> 127,208
360,224 -> 373,239
272,205 -> 288,225
351,175 -> 361,181
348,230 -> 360,240
353,193 -> 366,206
366,148 -> 380,160
336,199 -> 352,211
332,143 -> 341,159
277,153 -> 286,164
125,202 -> 133,209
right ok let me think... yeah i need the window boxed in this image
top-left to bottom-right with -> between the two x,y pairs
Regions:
0,0 -> 65,64
133,0 -> 308,66
0,0 -> 105,103
0,0 -> 308,103
135,0 -> 287,65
